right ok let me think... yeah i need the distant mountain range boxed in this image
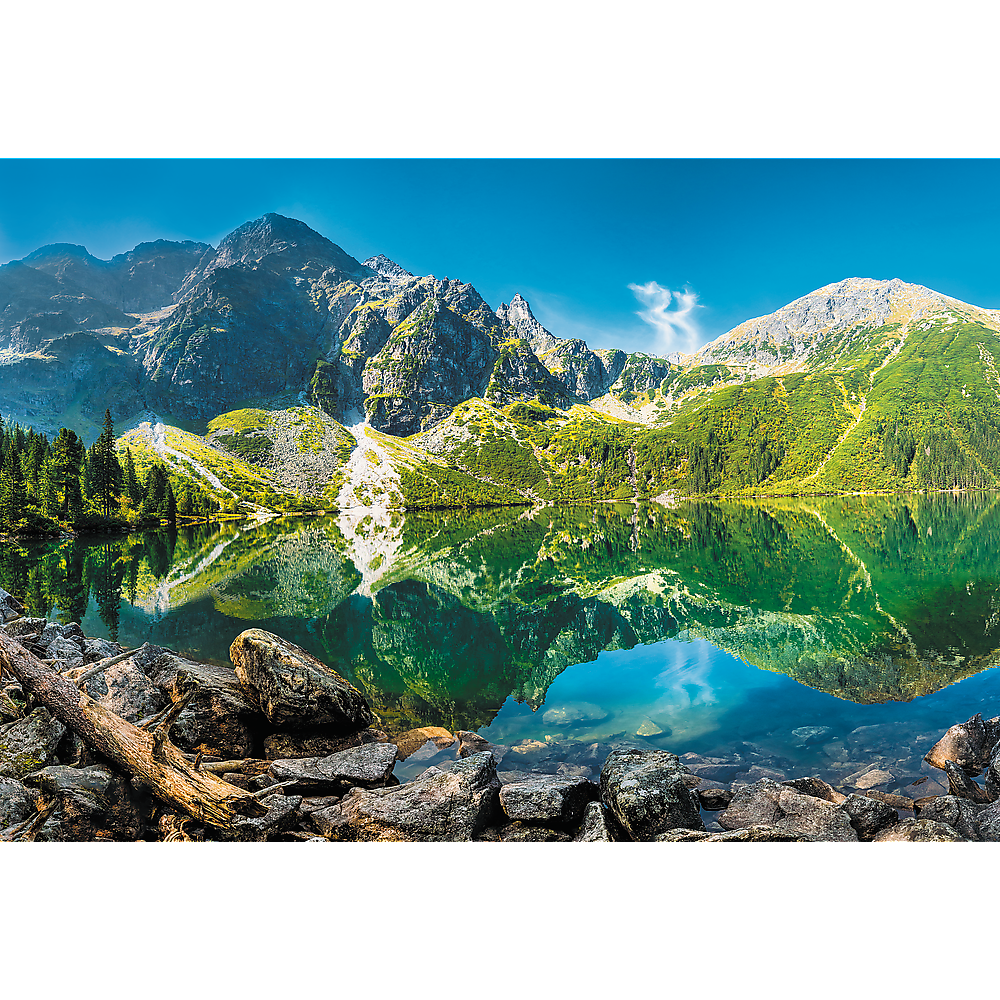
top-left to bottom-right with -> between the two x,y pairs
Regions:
4,212 -> 1000,510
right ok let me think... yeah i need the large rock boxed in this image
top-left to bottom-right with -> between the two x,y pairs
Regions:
231,629 -> 374,733
394,727 -> 456,760
146,648 -> 260,759
600,748 -> 704,841
263,727 -> 388,760
0,776 -> 36,828
0,587 -> 24,623
0,708 -> 66,779
66,651 -> 168,724
24,765 -> 142,841
719,778 -> 857,842
269,742 -> 399,794
499,775 -> 599,828
1,616 -> 44,639
574,801 -> 614,842
872,818 -> 968,844
916,795 -> 982,841
499,822 -> 572,842
782,776 -> 847,805
840,793 -> 898,841
311,751 -> 500,841
925,714 -> 999,776
653,825 -> 822,844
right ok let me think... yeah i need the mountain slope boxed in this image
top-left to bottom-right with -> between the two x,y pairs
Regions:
7,214 -> 1000,505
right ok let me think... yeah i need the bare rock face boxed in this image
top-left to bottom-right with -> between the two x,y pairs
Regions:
782,776 -> 847,805
840,794 -> 899,841
656,825 -> 818,842
231,629 -> 374,734
574,801 -> 615,842
916,795 -> 982,841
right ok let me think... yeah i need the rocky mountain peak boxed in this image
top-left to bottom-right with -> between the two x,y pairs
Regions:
362,254 -> 413,281
23,243 -> 102,265
496,292 -> 561,355
20,244 -> 111,288
691,276 -> 965,370
210,213 -> 370,278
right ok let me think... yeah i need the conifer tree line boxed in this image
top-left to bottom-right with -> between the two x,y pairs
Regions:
0,410 -> 220,534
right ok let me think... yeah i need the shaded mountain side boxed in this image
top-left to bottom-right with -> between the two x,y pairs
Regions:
22,240 -> 213,313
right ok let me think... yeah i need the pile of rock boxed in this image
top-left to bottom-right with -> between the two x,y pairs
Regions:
2,615 -> 1000,842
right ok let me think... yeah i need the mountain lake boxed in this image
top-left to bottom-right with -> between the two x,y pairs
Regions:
4,493 -> 1000,794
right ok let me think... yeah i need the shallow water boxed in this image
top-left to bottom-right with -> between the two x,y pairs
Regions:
5,493 -> 1000,796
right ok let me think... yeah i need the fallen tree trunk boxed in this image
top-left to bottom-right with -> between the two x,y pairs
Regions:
0,631 -> 266,831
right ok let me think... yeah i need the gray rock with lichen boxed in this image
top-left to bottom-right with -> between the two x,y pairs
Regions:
311,751 -> 500,842
600,747 -> 704,840
0,708 -> 66,780
719,778 -> 858,841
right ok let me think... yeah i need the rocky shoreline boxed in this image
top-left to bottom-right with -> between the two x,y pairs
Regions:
1,588 -> 998,842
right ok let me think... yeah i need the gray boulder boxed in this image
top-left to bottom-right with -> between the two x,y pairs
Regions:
782,776 -> 847,804
719,778 -> 857,842
600,748 -> 704,841
840,793 -> 898,841
499,775 -> 599,828
2,617 -> 45,639
653,825 -> 822,844
229,792 -> 304,842
0,708 -> 66,779
873,818 -> 967,842
43,635 -> 84,670
66,652 -> 168,724
0,587 -> 24,623
499,822 -> 571,842
25,765 -> 142,841
231,629 -> 374,733
81,636 -> 125,664
0,776 -> 36,828
698,787 -> 733,811
269,742 -> 399,794
146,649 -> 260,759
574,801 -> 614,842
311,751 -> 500,841
916,795 -> 982,841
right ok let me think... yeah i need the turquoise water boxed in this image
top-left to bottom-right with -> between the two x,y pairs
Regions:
5,494 -> 1000,793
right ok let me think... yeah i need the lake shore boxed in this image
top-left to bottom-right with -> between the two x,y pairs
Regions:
1,604 -> 996,843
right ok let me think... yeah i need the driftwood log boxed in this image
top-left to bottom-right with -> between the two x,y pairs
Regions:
0,631 -> 266,831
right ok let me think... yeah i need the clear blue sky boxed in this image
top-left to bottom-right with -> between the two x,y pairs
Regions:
2,159 -> 999,355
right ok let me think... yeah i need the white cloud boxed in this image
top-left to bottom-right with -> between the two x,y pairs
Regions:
627,281 -> 703,355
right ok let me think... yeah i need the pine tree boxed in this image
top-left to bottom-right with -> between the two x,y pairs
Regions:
51,428 -> 85,519
91,409 -> 123,518
0,442 -> 27,529
25,434 -> 46,498
41,457 -> 58,517
143,464 -> 168,520
123,448 -> 142,505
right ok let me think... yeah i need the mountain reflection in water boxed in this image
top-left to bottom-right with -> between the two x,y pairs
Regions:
6,494 -> 1000,788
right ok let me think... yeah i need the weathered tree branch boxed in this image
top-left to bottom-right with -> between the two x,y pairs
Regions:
0,631 -> 266,831
73,645 -> 149,688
